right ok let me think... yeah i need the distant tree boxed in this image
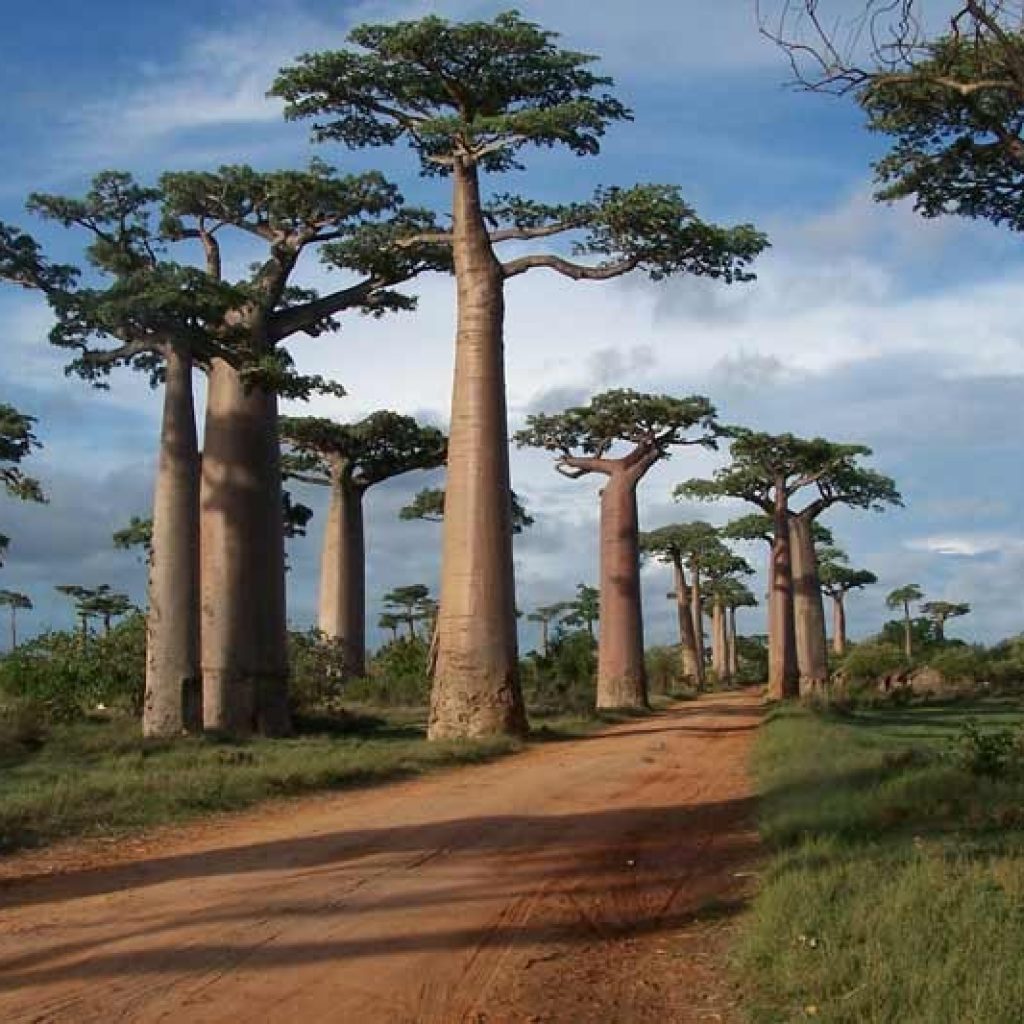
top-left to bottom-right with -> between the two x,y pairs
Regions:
722,580 -> 758,680
921,600 -> 971,642
818,547 -> 877,655
528,602 -> 571,659
517,390 -> 717,708
382,584 -> 433,641
275,10 -> 767,738
702,551 -> 755,684
887,584 -> 925,659
282,412 -> 446,677
113,516 -> 154,564
0,589 -> 31,649
679,430 -> 900,698
378,612 -> 401,644
562,584 -> 601,642
400,487 -> 535,534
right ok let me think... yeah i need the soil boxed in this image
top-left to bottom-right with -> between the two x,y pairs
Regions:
0,689 -> 763,1023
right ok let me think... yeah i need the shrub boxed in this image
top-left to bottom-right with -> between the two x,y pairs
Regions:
841,642 -> 905,684
645,645 -> 680,696
523,629 -> 596,714
929,646 -> 991,684
950,719 -> 1023,778
288,629 -> 347,710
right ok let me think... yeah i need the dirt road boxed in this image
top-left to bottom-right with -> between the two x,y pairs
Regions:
0,691 -> 762,1023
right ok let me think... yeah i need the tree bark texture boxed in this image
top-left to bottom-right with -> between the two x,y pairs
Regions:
143,348 -> 202,738
317,462 -> 367,678
672,558 -> 701,684
596,470 -> 648,708
790,515 -> 829,693
429,162 -> 526,739
768,487 -> 799,700
728,606 -> 739,679
200,357 -> 290,737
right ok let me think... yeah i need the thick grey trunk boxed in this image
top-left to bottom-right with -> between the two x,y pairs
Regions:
832,595 -> 847,656
768,487 -> 798,699
200,358 -> 290,737
143,348 -> 201,737
711,597 -> 729,682
691,569 -> 707,689
728,606 -> 739,679
790,515 -> 829,693
672,558 -> 701,684
317,466 -> 366,678
430,161 -> 526,739
596,470 -> 648,708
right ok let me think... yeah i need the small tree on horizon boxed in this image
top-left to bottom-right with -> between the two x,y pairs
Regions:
0,589 -> 32,650
921,600 -> 971,643
818,546 -> 878,655
517,390 -> 718,709
887,584 -> 925,660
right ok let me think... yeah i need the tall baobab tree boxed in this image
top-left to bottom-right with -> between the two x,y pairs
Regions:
921,600 -> 971,642
722,580 -> 758,679
0,589 -> 31,650
639,525 -> 705,685
679,430 -> 900,698
818,547 -> 877,655
887,584 -> 924,660
281,412 -> 446,678
702,552 -> 755,684
274,11 -> 767,737
517,390 -> 718,708
527,603 -> 571,659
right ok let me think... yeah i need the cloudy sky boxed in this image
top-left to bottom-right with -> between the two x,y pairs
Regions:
1,0 -> 1021,651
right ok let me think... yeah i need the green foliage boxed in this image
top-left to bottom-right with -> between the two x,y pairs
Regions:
819,547 -> 877,597
736,634 -> 769,684
515,389 -> 716,463
950,719 -> 1023,778
841,641 -> 906,683
355,637 -> 432,706
887,583 -> 924,612
288,629 -> 348,710
398,486 -> 535,533
677,427 -> 901,518
281,411 -> 446,490
880,616 -> 941,654
522,629 -> 597,714
645,645 -> 682,696
0,403 -> 45,510
0,613 -> 146,721
112,516 -> 153,560
929,645 -> 991,684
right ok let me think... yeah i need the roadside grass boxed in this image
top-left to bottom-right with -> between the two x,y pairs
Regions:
737,695 -> 1024,1023
0,700 -> 664,856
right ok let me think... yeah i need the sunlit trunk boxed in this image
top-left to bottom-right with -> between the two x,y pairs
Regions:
143,347 -> 201,737
595,469 -> 648,708
728,605 -> 739,678
903,603 -> 913,659
833,595 -> 847,656
317,463 -> 366,678
430,161 -> 526,739
691,567 -> 707,689
672,557 -> 700,683
200,357 -> 290,737
790,514 -> 829,693
711,596 -> 730,682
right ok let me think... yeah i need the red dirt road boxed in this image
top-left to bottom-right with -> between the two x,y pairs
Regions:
0,691 -> 762,1023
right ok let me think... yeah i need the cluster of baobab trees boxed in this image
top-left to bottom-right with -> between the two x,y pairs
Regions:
5,5 -> 984,742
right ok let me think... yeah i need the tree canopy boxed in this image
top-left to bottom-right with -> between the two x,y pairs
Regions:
281,412 -> 447,491
398,486 -> 535,533
887,583 -> 924,610
818,547 -> 878,598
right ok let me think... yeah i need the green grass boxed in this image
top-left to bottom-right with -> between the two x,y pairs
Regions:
736,696 -> 1024,1023
0,701 -> 657,857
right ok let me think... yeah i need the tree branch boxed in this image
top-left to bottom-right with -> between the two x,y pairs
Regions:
501,253 -> 639,281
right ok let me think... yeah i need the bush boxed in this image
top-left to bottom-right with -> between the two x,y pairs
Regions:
0,613 -> 146,721
288,629 -> 347,710
646,645 -> 680,696
522,629 -> 596,714
929,645 -> 991,684
950,719 -> 1023,778
841,642 -> 905,684
353,637 -> 431,706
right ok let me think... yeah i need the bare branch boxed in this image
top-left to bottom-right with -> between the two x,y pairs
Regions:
501,253 -> 638,281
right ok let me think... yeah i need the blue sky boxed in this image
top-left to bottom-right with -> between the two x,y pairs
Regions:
1,0 -> 1021,650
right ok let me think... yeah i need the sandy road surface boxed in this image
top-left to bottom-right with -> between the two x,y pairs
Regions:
0,691 -> 762,1023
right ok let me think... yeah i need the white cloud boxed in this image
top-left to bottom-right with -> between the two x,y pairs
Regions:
906,534 -> 1024,558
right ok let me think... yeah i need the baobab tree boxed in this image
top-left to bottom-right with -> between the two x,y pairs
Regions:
400,487 -> 535,534
378,612 -> 401,644
563,584 -> 601,641
639,525 -> 704,685
921,600 -> 971,642
702,552 -> 755,684
528,603 -> 571,659
887,584 -> 924,659
54,585 -> 130,641
274,10 -> 767,737
0,589 -> 31,650
680,431 -> 900,697
382,585 -> 433,641
21,166 -> 443,738
281,412 -> 446,678
818,547 -> 877,655
722,579 -> 758,679
517,390 -> 718,708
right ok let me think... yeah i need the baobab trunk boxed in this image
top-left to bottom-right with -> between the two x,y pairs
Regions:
200,357 -> 290,737
672,558 -> 701,684
430,162 -> 526,739
903,603 -> 913,659
790,515 -> 829,693
712,597 -> 730,683
769,486 -> 799,699
596,469 -> 648,708
691,569 -> 707,689
539,618 -> 550,659
832,595 -> 847,656
728,606 -> 739,678
143,348 -> 201,737
317,464 -> 366,678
